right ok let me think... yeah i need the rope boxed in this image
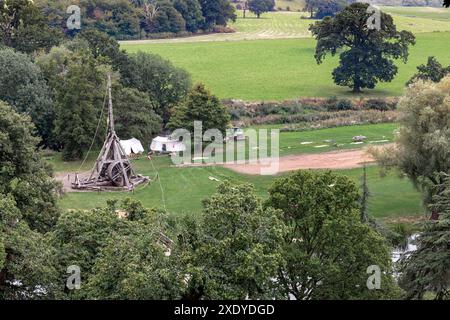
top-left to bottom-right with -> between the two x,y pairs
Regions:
77,86 -> 108,173
149,156 -> 167,212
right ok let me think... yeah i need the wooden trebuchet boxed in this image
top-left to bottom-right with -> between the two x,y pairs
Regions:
72,74 -> 149,191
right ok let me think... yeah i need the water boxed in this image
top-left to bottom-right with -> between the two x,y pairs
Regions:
392,234 -> 419,263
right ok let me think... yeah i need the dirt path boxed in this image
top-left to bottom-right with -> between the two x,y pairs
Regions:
223,146 -> 389,175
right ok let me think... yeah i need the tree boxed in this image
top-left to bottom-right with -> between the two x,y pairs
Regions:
37,44 -> 109,160
113,85 -> 162,142
247,0 -> 275,18
178,182 -> 285,299
406,56 -> 450,86
0,0 -> 62,53
310,3 -> 415,93
374,76 -> 450,213
199,0 -> 237,30
0,101 -> 61,233
145,0 -> 186,34
173,0 -> 204,33
399,174 -> 450,299
51,198 -> 181,299
168,83 -> 230,135
315,0 -> 344,19
0,48 -> 56,148
304,0 -> 320,18
266,170 -> 400,299
445,0 -> 449,7
127,51 -> 191,124
0,195 -> 59,299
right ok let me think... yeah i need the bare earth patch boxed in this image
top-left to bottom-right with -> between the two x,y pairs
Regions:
223,147 -> 386,175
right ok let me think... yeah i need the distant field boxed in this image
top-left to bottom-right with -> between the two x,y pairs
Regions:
275,0 -> 305,12
122,8 -> 450,44
122,32 -> 450,100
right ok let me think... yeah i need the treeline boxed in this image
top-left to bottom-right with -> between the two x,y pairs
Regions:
36,0 -> 237,39
1,0 -> 230,161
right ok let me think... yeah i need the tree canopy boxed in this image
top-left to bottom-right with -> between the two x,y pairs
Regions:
168,83 -> 230,135
310,3 -> 415,93
266,170 -> 400,299
0,48 -> 56,148
406,56 -> 450,86
374,76 -> 450,209
248,0 -> 275,18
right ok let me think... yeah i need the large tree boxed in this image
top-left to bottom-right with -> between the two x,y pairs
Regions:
178,183 -> 285,300
247,0 -> 275,18
0,101 -> 61,233
266,170 -> 400,299
399,174 -> 450,300
50,198 -> 181,299
37,44 -> 109,160
168,83 -> 230,135
310,3 -> 415,93
0,48 -> 56,148
374,76 -> 450,212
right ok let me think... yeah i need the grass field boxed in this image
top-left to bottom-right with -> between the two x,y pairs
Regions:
55,155 -> 423,221
50,123 -> 423,222
122,32 -> 450,100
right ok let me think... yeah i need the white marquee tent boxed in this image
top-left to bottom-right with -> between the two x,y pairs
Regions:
150,136 -> 186,153
120,138 -> 145,156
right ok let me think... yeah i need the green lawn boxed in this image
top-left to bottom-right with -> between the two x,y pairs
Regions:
50,123 -> 423,221
122,32 -> 450,100
56,155 -> 423,221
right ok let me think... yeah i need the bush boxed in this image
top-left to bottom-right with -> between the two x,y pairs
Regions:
325,98 -> 354,111
363,99 -> 397,111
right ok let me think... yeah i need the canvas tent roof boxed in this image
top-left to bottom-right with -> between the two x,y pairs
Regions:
120,138 -> 145,156
150,136 -> 186,152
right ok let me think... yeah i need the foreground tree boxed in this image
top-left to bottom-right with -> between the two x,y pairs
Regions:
0,102 -> 60,233
178,183 -> 286,299
248,0 -> 275,18
0,196 -> 59,299
51,199 -> 182,299
406,56 -> 450,86
168,83 -> 230,135
266,170 -> 400,299
374,76 -> 450,210
310,3 -> 415,93
0,102 -> 60,299
399,174 -> 450,299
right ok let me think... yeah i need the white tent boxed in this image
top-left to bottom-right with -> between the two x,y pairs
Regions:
150,136 -> 186,153
120,138 -> 145,156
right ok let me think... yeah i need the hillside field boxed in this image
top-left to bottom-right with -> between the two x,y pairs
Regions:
122,32 -> 450,100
